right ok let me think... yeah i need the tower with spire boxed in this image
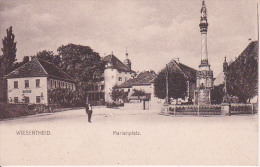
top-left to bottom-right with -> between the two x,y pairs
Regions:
195,0 -> 213,105
124,48 -> 131,70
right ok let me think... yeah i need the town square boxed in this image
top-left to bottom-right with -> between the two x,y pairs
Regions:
0,0 -> 258,166
0,105 -> 258,165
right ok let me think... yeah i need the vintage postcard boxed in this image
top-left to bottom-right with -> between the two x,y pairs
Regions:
0,0 -> 258,166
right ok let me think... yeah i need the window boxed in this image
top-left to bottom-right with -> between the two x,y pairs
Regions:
54,81 -> 57,88
25,80 -> 29,88
36,79 -> 40,88
66,83 -> 67,89
14,81 -> 18,88
24,96 -> 30,103
101,85 -> 104,90
68,84 -> 70,90
58,81 -> 60,88
36,96 -> 41,103
63,82 -> 65,88
14,97 -> 18,103
119,77 -> 122,81
50,79 -> 53,88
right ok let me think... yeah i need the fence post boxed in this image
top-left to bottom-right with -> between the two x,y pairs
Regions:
174,104 -> 176,116
221,102 -> 231,116
198,101 -> 200,116
251,104 -> 254,114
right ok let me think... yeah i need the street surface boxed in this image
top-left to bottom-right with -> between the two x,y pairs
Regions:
0,104 -> 258,165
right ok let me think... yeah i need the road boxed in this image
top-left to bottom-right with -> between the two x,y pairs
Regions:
0,105 -> 258,165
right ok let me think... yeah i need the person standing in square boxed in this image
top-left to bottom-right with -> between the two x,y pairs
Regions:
86,102 -> 93,123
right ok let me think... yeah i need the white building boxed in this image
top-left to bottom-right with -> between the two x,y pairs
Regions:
102,52 -> 135,103
6,58 -> 76,105
118,70 -> 157,98
86,52 -> 136,104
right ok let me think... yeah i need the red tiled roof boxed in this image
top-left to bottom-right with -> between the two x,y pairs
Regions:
6,58 -> 76,82
118,70 -> 157,88
102,54 -> 135,72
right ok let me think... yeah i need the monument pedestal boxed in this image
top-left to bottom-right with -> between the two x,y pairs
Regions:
221,102 -> 230,116
195,89 -> 211,105
161,103 -> 169,115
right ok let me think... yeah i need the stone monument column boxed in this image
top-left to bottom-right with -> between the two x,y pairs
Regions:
195,0 -> 213,105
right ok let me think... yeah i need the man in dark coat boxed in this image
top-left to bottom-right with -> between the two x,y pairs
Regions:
86,102 -> 93,123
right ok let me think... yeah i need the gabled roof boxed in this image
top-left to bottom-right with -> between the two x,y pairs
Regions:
165,60 -> 197,81
231,40 -> 258,66
214,41 -> 258,86
118,70 -> 157,88
6,58 -> 76,82
102,54 -> 135,72
214,71 -> 224,86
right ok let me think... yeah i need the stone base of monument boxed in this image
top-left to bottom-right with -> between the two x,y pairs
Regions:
160,104 -> 170,115
194,89 -> 211,105
221,102 -> 231,116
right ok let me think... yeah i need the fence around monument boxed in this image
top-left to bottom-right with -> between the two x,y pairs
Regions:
230,103 -> 257,115
164,103 -> 257,116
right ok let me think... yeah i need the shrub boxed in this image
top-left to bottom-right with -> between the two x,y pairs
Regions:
0,103 -> 28,119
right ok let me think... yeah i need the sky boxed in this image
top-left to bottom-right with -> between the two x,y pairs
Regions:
0,0 -> 258,76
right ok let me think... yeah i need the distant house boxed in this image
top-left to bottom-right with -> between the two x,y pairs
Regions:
5,58 -> 76,105
164,59 -> 197,101
214,40 -> 258,103
86,52 -> 136,104
118,70 -> 157,100
215,41 -> 258,87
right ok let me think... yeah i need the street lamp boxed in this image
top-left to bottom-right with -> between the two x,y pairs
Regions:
165,64 -> 169,104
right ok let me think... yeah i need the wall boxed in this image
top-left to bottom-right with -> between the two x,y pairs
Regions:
104,68 -> 133,103
47,78 -> 76,91
132,84 -> 153,95
189,82 -> 196,99
104,68 -> 118,103
7,77 -> 48,105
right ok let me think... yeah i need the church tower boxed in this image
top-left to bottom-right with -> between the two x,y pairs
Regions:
124,49 -> 131,70
195,0 -> 213,105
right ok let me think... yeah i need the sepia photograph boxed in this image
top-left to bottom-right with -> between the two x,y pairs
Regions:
0,0 -> 258,166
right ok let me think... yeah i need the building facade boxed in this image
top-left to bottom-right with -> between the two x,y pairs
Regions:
118,70 -> 157,99
165,60 -> 197,103
6,58 -> 76,105
86,52 -> 135,104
